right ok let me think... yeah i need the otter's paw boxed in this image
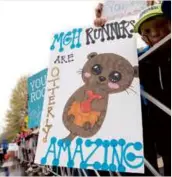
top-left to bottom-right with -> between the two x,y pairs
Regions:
68,115 -> 75,123
83,122 -> 91,131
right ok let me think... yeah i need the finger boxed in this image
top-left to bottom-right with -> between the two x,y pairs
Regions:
96,19 -> 102,27
94,19 -> 98,27
142,35 -> 153,46
147,0 -> 154,6
146,0 -> 150,6
151,0 -> 155,5
101,18 -> 107,26
151,0 -> 156,6
98,19 -> 103,27
95,3 -> 103,18
95,7 -> 102,18
97,18 -> 106,27
155,0 -> 160,4
97,3 -> 103,9
97,3 -> 103,12
94,19 -> 100,27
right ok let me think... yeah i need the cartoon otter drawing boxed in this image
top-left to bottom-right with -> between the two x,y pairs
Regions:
62,53 -> 138,141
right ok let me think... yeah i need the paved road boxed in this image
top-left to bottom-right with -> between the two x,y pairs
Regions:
0,161 -> 25,176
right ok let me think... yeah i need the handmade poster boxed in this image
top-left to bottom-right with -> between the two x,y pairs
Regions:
28,68 -> 47,128
102,0 -> 147,20
35,17 -> 144,173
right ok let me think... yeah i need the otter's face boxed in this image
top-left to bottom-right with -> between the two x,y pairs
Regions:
82,53 -> 138,94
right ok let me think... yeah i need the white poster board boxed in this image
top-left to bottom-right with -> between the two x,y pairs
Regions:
35,18 -> 144,173
102,0 -> 147,20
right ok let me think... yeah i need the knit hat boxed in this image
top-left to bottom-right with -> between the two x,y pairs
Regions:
134,4 -> 163,33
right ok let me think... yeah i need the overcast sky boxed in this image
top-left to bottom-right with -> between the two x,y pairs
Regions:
0,1 -> 145,135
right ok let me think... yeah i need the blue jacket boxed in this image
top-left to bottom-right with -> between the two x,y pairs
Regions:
2,139 -> 8,150
137,46 -> 150,57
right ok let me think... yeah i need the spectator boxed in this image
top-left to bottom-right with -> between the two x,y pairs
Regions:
134,4 -> 170,47
0,145 -> 3,164
2,139 -> 8,159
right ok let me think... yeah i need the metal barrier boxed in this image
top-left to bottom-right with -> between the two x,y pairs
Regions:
141,90 -> 171,116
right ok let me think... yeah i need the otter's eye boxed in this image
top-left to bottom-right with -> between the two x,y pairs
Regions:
91,64 -> 102,75
109,71 -> 121,83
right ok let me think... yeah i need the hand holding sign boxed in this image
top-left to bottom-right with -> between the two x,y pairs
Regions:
94,3 -> 107,27
147,0 -> 160,6
94,0 -> 161,27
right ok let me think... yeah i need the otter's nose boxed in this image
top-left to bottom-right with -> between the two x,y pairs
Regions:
99,76 -> 106,82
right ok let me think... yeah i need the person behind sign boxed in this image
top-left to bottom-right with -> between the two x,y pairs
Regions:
0,145 -> 3,164
135,4 -> 170,54
2,153 -> 11,176
2,139 -> 8,162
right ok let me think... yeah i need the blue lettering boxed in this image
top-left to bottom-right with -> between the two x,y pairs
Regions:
70,28 -> 82,49
70,138 -> 84,168
40,137 -> 144,172
102,140 -> 110,170
41,137 -> 57,165
80,139 -> 102,169
50,28 -> 83,52
123,142 -> 144,169
57,139 -> 72,164
50,32 -> 64,52
111,139 -> 126,172
63,32 -> 72,46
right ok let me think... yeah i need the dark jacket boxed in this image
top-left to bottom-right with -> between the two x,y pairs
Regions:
162,0 -> 171,20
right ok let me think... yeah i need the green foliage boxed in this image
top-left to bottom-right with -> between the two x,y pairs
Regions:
1,76 -> 28,142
